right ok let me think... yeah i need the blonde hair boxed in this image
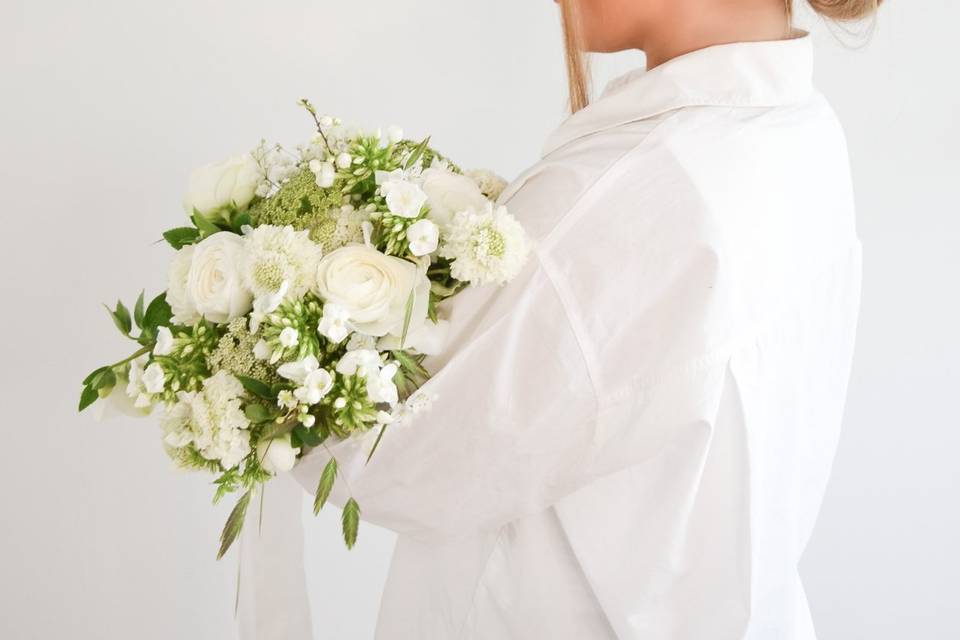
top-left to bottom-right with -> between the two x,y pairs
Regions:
560,0 -> 882,113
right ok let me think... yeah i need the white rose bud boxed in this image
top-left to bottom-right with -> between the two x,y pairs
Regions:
256,434 -> 300,473
183,153 -> 260,220
421,166 -> 489,228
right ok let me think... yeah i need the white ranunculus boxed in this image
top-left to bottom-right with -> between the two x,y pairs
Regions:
183,153 -> 260,220
421,166 -> 489,228
314,245 -> 430,337
167,246 -> 200,326
154,326 -> 175,356
406,218 -> 440,256
187,232 -> 252,323
257,434 -> 301,473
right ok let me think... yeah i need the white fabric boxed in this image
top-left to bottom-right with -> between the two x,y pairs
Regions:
243,31 -> 862,639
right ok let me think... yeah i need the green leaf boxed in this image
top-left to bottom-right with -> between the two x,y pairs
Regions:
259,420 -> 296,441
399,287 -> 415,349
142,293 -> 173,331
192,209 -> 222,238
230,211 -> 252,233
293,424 -> 323,448
217,490 -> 252,560
82,366 -> 110,386
106,301 -> 132,336
313,458 -> 338,515
341,498 -> 361,549
133,291 -> 145,328
404,135 -> 431,170
78,385 -> 99,412
366,423 -> 388,465
89,368 -> 116,391
244,404 -> 273,424
236,375 -> 275,400
162,226 -> 200,250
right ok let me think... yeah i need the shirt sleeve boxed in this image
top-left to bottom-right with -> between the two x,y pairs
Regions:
290,146 -> 734,537
290,252 -> 601,536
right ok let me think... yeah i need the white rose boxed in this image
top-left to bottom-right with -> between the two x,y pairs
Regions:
187,232 -> 252,323
167,246 -> 200,326
314,246 -> 429,337
183,153 -> 260,220
421,166 -> 489,228
256,434 -> 300,473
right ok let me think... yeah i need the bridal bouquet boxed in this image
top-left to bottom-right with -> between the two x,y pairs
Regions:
78,99 -> 529,557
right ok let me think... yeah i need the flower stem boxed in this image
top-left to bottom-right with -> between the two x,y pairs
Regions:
110,345 -> 152,370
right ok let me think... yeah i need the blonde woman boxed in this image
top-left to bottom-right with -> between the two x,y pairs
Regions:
249,1 -> 880,638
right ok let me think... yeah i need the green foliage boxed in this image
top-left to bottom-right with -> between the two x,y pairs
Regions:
247,168 -> 346,248
218,490 -> 252,559
341,498 -> 361,549
151,321 -> 221,402
162,226 -> 200,249
313,457 -> 337,515
236,375 -> 275,401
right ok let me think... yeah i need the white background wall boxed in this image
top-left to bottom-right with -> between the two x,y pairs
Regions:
1,1 -> 956,638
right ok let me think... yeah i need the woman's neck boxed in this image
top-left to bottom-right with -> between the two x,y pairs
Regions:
642,1 -> 792,69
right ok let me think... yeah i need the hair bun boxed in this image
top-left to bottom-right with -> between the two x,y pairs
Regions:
807,0 -> 882,21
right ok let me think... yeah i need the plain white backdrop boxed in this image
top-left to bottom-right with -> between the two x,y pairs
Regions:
2,1 -> 957,638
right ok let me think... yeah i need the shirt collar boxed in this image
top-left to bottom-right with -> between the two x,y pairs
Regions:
542,31 -> 814,156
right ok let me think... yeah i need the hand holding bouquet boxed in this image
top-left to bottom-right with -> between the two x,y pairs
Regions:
79,100 -> 529,556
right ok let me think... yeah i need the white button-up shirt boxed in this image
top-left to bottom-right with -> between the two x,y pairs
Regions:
244,31 -> 862,640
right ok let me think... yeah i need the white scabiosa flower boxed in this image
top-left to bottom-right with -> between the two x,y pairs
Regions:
257,434 -> 301,473
439,203 -> 531,286
317,303 -> 353,343
406,219 -> 440,257
154,326 -> 175,356
242,225 -> 321,301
